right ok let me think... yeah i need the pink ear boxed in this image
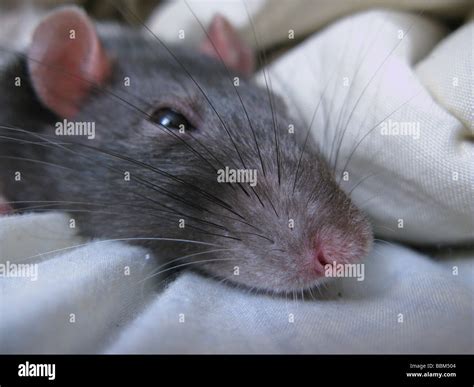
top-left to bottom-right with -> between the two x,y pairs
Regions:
199,14 -> 255,77
28,7 -> 111,118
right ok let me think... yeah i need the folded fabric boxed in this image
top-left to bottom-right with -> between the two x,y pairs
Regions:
1,213 -> 472,354
0,213 -> 156,353
256,11 -> 473,244
148,0 -> 472,49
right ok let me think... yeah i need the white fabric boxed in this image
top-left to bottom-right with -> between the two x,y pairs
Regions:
148,0 -> 473,49
1,213 -> 472,353
417,22 -> 473,134
0,213 -> 155,353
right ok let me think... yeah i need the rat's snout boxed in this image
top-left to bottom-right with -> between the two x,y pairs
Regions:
201,150 -> 374,292
266,180 -> 373,290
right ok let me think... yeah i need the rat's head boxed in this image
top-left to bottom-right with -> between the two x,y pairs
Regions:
27,7 -> 372,293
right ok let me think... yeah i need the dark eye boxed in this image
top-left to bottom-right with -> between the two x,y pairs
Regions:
149,108 -> 193,131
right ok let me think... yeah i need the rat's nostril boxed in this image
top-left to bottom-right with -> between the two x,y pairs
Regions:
313,247 -> 328,268
313,246 -> 328,271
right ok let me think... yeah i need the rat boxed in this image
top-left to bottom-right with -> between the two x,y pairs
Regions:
0,6 -> 372,293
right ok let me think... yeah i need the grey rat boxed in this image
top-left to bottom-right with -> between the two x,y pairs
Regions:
0,6 -> 372,293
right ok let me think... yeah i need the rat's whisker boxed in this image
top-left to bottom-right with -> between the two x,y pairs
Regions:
7,237 -> 225,264
337,89 -> 422,183
307,286 -> 316,301
184,225 -> 242,241
1,200 -> 108,205
353,193 -> 380,210
139,256 -> 242,283
0,154 -> 74,171
0,134 -> 69,148
346,172 -> 380,196
236,0 -> 281,218
331,10 -> 425,172
0,158 -> 248,238
130,189 -> 237,233
321,20 -> 364,156
1,123 -> 240,218
373,238 -> 398,246
0,124 -> 254,225
74,142 -> 245,219
291,57 -> 340,194
242,0 -> 281,186
184,0 -> 267,180
233,230 -> 275,244
376,224 -> 398,233
327,18 -> 385,168
142,247 -> 242,279
132,190 -> 265,235
11,205 -> 240,242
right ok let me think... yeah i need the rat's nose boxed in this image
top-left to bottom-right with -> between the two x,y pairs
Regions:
309,231 -> 361,277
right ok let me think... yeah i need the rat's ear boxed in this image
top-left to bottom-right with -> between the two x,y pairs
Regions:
27,6 -> 111,118
199,14 -> 255,77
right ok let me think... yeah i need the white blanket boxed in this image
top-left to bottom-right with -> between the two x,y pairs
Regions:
0,213 -> 472,353
1,1 -> 473,354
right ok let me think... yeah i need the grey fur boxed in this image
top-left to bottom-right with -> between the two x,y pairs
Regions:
0,26 -> 372,293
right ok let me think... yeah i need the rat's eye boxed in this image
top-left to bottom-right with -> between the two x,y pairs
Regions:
149,108 -> 193,131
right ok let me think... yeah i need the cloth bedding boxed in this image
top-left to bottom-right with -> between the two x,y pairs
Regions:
1,213 -> 472,353
0,0 -> 473,353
